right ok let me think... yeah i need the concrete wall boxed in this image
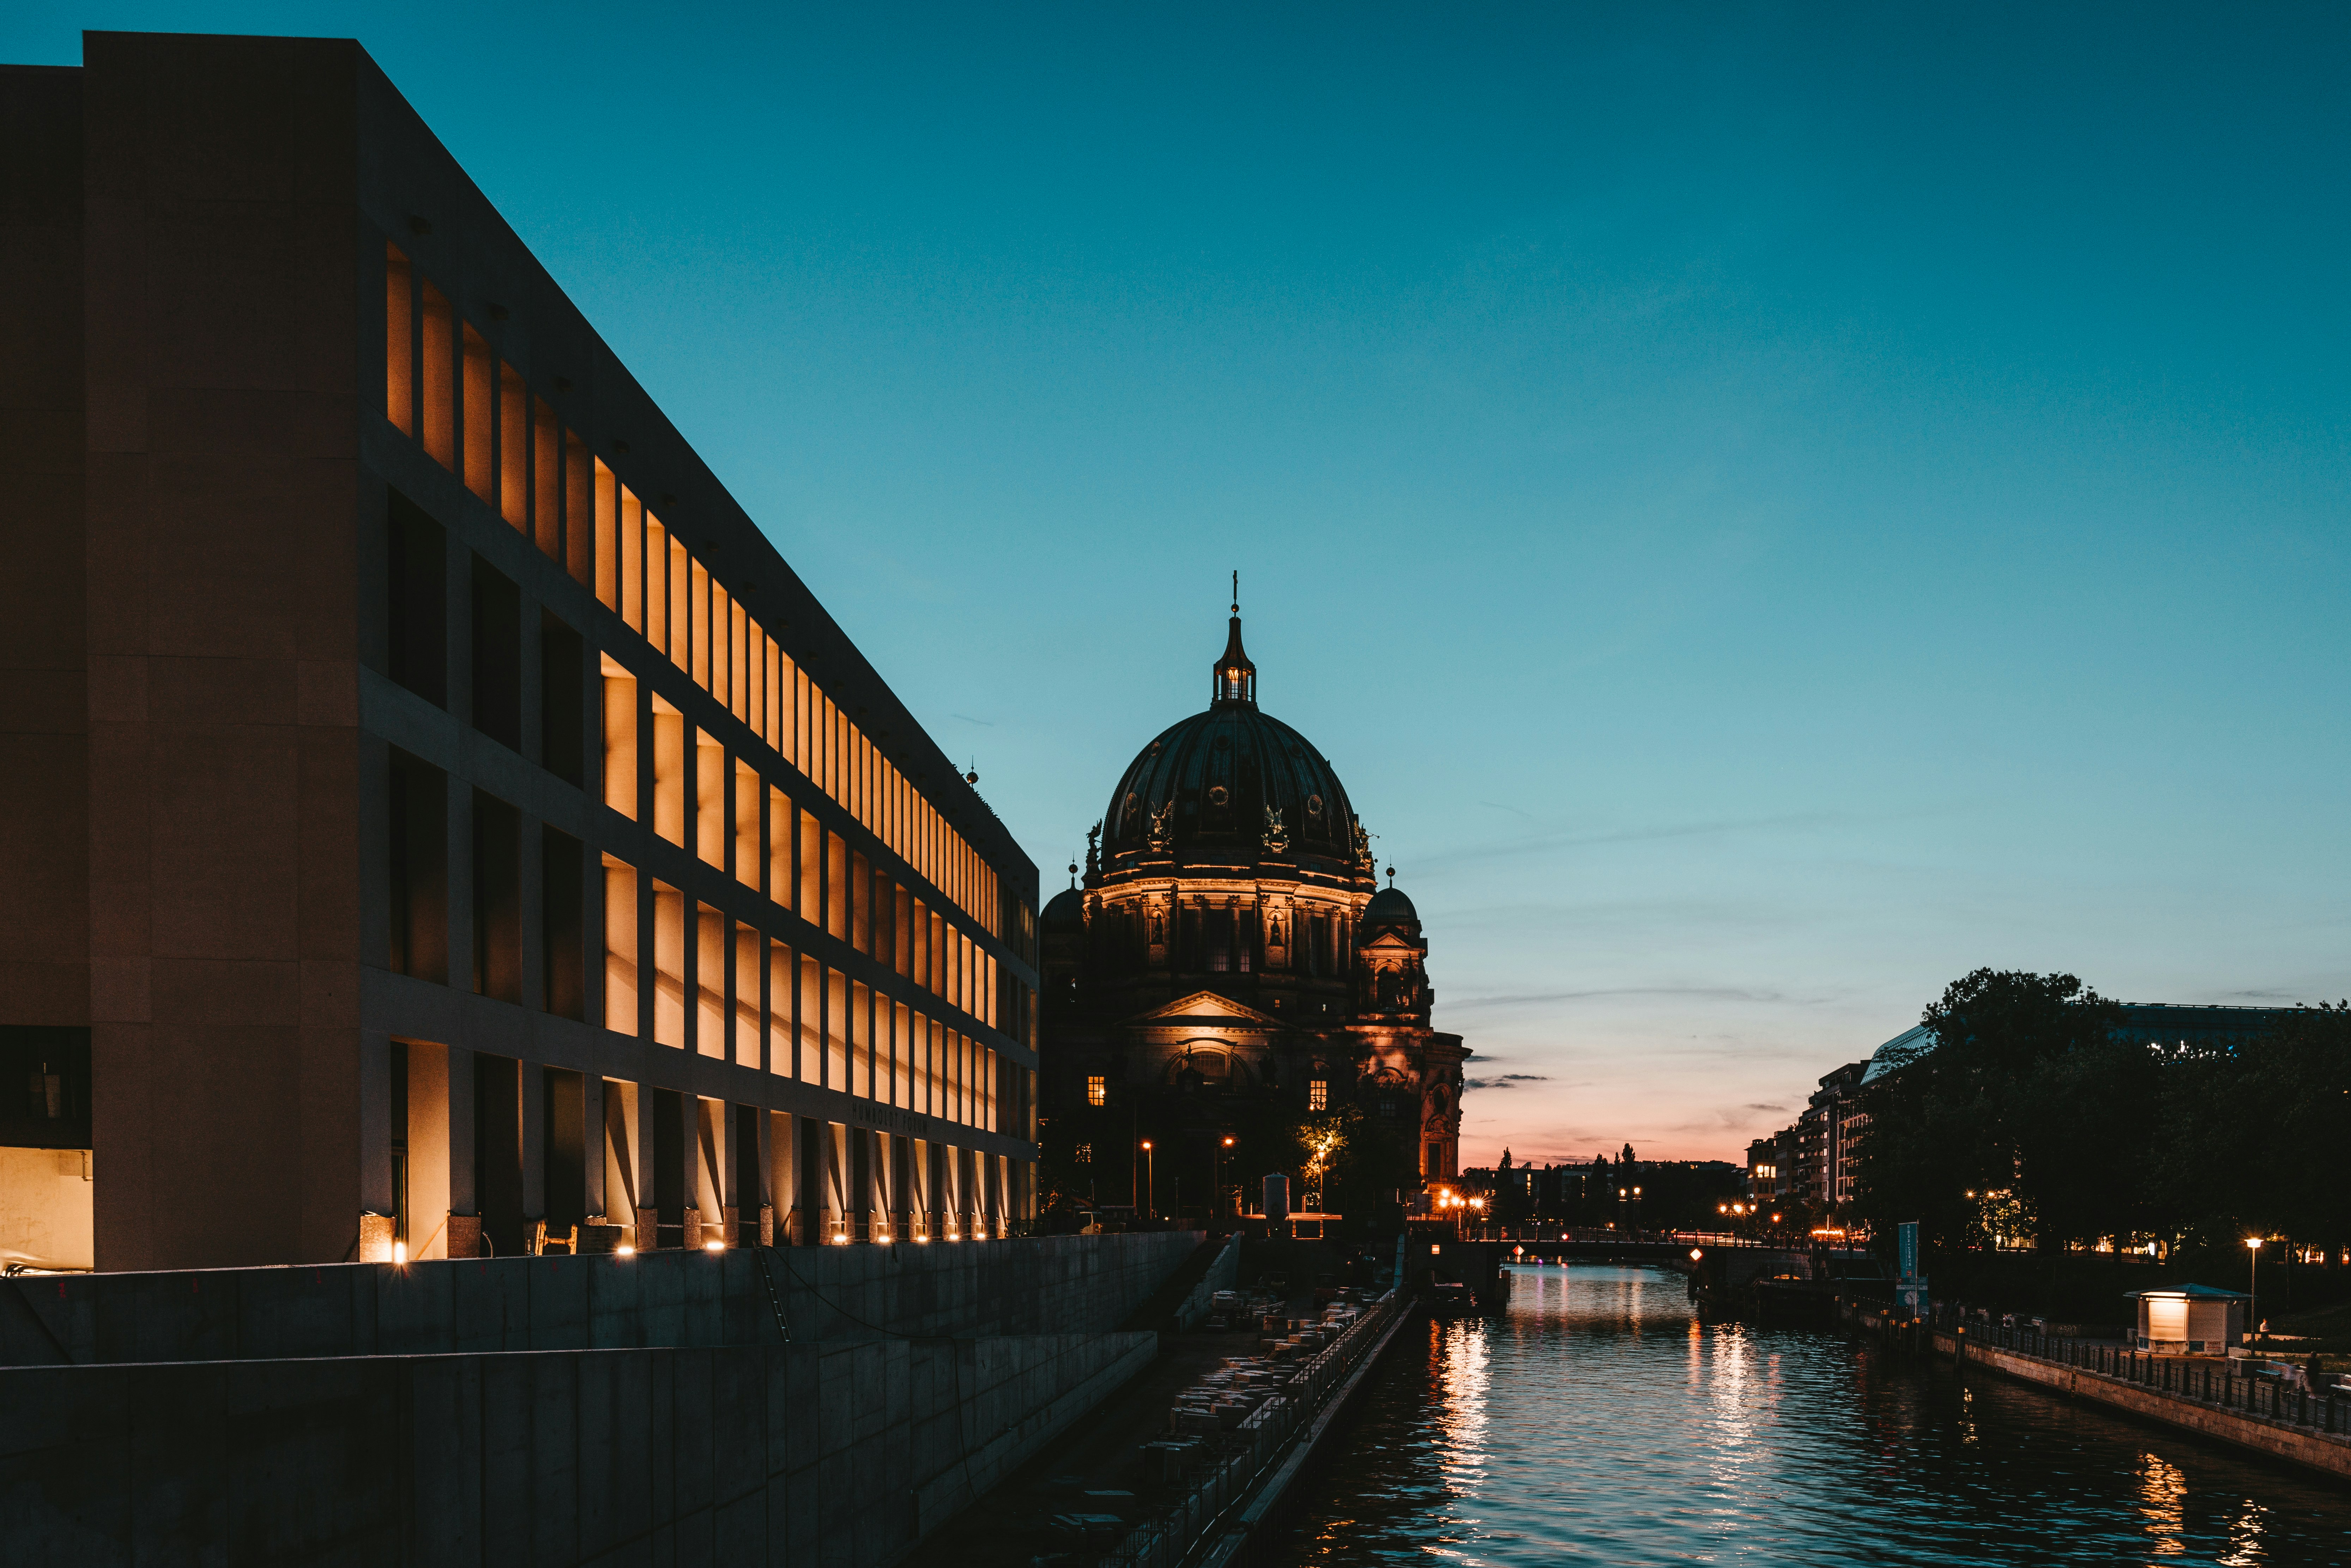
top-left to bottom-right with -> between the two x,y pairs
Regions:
1937,1331 -> 2351,1481
0,1330 -> 1155,1566
0,66 -> 89,1031
77,31 -> 370,1275
0,1231 -> 1201,1367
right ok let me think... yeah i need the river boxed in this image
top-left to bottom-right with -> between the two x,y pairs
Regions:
1269,1263 -> 2351,1566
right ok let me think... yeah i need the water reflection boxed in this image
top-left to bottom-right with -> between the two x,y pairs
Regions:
1275,1264 -> 2351,1567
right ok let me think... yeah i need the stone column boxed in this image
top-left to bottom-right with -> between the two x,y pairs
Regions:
443,1046 -> 480,1259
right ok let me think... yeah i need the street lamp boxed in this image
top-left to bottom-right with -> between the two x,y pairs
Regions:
1141,1140 -> 1155,1221
2248,1236 -> 2263,1344
1214,1136 -> 1235,1221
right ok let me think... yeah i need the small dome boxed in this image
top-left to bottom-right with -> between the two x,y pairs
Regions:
1361,885 -> 1419,932
1042,886 -> 1085,933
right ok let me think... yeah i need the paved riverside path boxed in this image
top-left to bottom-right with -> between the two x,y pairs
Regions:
917,1248 -> 1332,1568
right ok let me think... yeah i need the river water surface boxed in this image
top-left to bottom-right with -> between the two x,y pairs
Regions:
1270,1264 -> 2351,1566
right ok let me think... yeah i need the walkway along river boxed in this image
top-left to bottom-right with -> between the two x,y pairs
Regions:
1268,1263 -> 2351,1566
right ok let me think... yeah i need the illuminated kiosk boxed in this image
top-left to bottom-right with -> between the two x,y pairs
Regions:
2128,1285 -> 2248,1355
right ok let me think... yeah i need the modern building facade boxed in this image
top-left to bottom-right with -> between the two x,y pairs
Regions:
0,32 -> 1039,1272
1038,610 -> 1468,1211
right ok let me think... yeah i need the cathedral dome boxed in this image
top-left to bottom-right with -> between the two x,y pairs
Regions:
1097,612 -> 1367,880
1042,885 -> 1086,933
1361,885 -> 1419,933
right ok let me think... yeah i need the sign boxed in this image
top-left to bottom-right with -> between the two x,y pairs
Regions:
1895,1220 -> 1926,1320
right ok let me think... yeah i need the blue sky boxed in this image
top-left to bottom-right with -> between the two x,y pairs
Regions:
16,4 -> 2347,1162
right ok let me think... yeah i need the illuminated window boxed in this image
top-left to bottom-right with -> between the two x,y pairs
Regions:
601,854 -> 637,1035
1086,1075 -> 1106,1107
1309,1079 -> 1328,1112
1074,1144 -> 1093,1164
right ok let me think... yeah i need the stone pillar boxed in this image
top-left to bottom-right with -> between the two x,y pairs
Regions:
679,1090 -> 707,1249
444,1046 -> 480,1258
633,1081 -> 662,1252
753,1106 -> 775,1245
768,1111 -> 796,1245
700,1096 -> 729,1243
358,1029 -> 395,1259
582,1073 -> 608,1222
519,1060 -> 546,1245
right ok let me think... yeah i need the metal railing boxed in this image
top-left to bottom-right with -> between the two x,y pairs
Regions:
1098,1290 -> 1403,1568
1944,1312 -> 2351,1437
1461,1226 -> 1850,1251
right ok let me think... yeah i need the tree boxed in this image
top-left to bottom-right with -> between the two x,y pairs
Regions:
1855,968 -> 2130,1252
2155,1002 -> 2351,1254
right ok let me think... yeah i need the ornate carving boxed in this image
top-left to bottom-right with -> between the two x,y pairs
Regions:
1084,820 -> 1101,876
1262,803 -> 1289,855
1147,800 -> 1173,854
1351,816 -> 1375,872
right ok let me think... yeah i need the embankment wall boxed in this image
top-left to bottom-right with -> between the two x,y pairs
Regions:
0,1231 -> 1202,1366
0,1330 -> 1156,1566
1935,1331 -> 2351,1481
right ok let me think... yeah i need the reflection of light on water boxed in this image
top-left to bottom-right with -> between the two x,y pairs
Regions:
2219,1497 -> 2268,1566
2139,1451 -> 2187,1555
1277,1266 -> 2351,1568
1436,1318 -> 1493,1482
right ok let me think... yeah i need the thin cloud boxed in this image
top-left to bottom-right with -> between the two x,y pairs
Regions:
1446,985 -> 1819,1011
1430,810 -> 1868,868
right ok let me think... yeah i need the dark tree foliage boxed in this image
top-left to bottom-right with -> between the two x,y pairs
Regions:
1854,969 -> 2126,1252
2153,1002 -> 2351,1254
1860,977 -> 2351,1262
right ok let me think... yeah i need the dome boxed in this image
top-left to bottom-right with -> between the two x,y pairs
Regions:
1042,886 -> 1086,933
1097,613 -> 1367,880
1361,885 -> 1419,932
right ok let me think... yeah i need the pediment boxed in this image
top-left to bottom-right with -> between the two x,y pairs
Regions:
1123,989 -> 1286,1031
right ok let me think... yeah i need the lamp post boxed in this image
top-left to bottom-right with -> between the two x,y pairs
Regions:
1141,1141 -> 1155,1221
2248,1236 -> 2263,1345
1215,1136 -> 1235,1222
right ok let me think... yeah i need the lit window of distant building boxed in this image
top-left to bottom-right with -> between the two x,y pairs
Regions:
1074,1143 -> 1092,1164
1086,1075 -> 1106,1106
1309,1079 -> 1328,1112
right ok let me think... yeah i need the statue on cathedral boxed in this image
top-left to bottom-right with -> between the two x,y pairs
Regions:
1147,800 -> 1173,854
1262,803 -> 1289,855
1351,816 -> 1375,872
1084,820 -> 1101,876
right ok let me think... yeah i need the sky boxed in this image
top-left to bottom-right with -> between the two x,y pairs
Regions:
13,3 -> 2348,1166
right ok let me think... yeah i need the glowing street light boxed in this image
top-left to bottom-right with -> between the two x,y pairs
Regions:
2248,1236 -> 2264,1343
1140,1140 -> 1155,1220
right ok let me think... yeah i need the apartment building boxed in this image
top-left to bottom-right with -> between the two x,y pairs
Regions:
0,32 -> 1039,1271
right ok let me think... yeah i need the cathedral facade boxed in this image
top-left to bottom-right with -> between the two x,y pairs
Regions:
1039,608 -> 1467,1219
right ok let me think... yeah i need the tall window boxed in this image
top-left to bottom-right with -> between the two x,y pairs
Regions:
1309,1079 -> 1328,1112
1086,1074 -> 1106,1107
